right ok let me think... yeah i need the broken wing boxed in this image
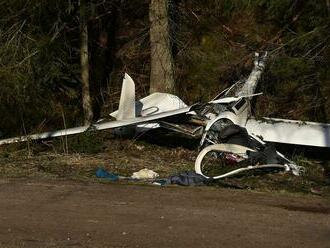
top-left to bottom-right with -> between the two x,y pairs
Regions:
246,117 -> 330,147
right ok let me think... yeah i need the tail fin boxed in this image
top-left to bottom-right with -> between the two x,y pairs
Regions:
116,73 -> 136,120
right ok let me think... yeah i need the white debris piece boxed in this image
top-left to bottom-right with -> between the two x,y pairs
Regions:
131,169 -> 159,179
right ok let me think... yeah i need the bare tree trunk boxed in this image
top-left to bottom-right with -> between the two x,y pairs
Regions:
80,0 -> 93,125
149,0 -> 175,94
90,4 -> 118,120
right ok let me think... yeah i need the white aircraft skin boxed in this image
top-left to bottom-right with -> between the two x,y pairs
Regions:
0,52 -> 329,178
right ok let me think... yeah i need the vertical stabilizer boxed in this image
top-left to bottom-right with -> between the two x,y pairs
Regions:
116,73 -> 136,120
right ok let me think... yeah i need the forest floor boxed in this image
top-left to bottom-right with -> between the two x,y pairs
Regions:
0,129 -> 330,196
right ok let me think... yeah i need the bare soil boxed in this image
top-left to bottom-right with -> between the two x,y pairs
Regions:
0,178 -> 329,248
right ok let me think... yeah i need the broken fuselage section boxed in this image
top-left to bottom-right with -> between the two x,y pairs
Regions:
1,52 -> 330,179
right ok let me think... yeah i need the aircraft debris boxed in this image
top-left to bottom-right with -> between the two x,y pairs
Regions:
1,52 -> 329,180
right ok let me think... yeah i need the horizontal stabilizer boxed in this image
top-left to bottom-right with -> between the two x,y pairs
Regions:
111,92 -> 187,118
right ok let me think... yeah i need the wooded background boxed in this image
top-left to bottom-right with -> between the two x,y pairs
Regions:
0,0 -> 329,137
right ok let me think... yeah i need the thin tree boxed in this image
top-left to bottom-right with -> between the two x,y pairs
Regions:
80,0 -> 93,124
149,0 -> 175,93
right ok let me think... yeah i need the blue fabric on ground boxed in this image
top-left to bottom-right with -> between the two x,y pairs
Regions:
95,168 -> 119,181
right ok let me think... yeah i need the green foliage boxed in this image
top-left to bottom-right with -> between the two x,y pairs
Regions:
175,0 -> 329,122
254,0 -> 294,26
0,0 -> 82,135
270,57 -> 314,80
0,0 -> 329,136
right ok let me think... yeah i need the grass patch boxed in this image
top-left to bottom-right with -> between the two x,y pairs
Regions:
0,132 -> 329,196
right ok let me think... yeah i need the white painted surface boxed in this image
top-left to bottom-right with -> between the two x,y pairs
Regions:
246,118 -> 330,147
0,107 -> 191,145
138,93 -> 187,116
111,92 -> 187,118
116,73 -> 136,120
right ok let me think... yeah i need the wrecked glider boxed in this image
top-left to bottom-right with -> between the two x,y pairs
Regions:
1,52 -> 330,179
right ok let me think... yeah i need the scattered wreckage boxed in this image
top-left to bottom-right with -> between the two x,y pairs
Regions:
1,52 -> 330,180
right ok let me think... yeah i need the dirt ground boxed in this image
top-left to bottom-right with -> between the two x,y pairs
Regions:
0,178 -> 329,248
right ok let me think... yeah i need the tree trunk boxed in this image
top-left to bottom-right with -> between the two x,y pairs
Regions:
89,4 -> 118,120
80,0 -> 93,125
149,0 -> 175,94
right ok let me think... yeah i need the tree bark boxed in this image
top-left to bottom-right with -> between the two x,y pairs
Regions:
80,0 -> 93,125
89,4 -> 118,120
149,0 -> 175,94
